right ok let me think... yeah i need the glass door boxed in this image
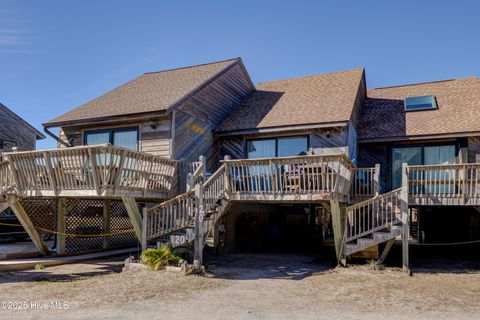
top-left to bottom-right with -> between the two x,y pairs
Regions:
424,145 -> 456,194
392,147 -> 422,189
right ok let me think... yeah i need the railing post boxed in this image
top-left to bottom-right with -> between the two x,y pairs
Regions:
401,163 -> 410,273
223,155 -> 231,194
141,207 -> 148,251
193,183 -> 204,268
199,155 -> 207,180
374,164 -> 381,196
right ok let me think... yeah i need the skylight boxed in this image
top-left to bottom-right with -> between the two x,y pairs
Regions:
404,95 -> 437,111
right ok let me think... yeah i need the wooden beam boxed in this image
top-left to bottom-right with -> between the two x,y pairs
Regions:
7,195 -> 49,256
141,207 -> 148,251
121,196 -> 143,242
56,198 -> 67,255
103,199 -> 111,249
330,199 -> 346,266
473,207 -> 480,214
378,239 -> 395,264
193,183 -> 204,268
401,163 -> 410,272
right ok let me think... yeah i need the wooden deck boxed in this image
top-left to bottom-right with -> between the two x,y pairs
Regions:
0,145 -> 179,200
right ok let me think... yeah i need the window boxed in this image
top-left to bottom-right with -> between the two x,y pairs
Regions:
391,145 -> 455,189
247,136 -> 308,159
404,95 -> 437,111
84,127 -> 139,151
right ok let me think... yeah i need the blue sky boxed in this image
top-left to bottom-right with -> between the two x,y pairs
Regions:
0,0 -> 479,149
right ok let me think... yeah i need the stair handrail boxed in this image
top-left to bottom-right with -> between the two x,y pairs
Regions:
344,187 -> 403,243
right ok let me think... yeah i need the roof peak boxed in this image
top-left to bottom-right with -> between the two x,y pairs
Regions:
257,67 -> 365,86
143,57 -> 240,75
370,76 -> 478,91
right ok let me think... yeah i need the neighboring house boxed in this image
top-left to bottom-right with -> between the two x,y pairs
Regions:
2,57 -> 479,268
0,102 -> 45,159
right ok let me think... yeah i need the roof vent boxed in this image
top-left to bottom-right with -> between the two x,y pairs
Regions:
404,95 -> 437,111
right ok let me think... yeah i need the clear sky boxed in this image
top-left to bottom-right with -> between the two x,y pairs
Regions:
1,0 -> 479,149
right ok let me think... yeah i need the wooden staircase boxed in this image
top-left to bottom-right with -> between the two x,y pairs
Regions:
343,188 -> 404,257
144,164 -> 229,253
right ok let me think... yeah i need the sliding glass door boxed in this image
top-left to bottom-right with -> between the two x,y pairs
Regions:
391,145 -> 456,190
392,147 -> 422,189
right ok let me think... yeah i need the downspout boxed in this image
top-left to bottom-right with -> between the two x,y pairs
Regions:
43,125 -> 71,148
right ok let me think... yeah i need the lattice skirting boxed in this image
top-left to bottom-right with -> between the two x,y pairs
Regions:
20,198 -> 160,255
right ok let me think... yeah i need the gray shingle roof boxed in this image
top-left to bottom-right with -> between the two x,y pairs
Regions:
216,68 -> 365,133
45,58 -> 241,126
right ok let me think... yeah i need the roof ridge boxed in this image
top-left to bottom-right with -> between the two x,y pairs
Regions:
370,76 -> 477,90
256,67 -> 365,86
143,57 -> 240,75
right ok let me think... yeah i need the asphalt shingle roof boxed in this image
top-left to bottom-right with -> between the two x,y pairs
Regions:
358,76 -> 480,140
45,58 -> 241,126
216,68 -> 365,132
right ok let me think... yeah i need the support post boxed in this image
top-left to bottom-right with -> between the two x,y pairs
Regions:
401,163 -> 410,272
378,238 -> 395,263
330,199 -> 346,266
141,207 -> 148,251
103,199 -> 111,249
121,196 -> 143,242
373,164 -> 381,196
7,195 -> 49,256
193,183 -> 204,268
56,198 -> 67,255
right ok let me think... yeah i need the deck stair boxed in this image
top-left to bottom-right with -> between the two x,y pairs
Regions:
145,164 -> 229,251
343,188 -> 403,256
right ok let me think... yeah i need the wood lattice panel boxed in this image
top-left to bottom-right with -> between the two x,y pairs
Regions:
109,200 -> 138,248
20,199 -> 56,239
65,199 -> 104,254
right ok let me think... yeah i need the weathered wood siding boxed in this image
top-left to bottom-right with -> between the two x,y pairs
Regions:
171,62 -> 254,171
58,117 -> 172,158
0,104 -> 39,153
468,137 -> 480,163
219,126 -> 349,160
357,143 -> 389,193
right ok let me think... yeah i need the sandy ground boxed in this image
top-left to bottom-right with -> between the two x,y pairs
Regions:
0,253 -> 480,320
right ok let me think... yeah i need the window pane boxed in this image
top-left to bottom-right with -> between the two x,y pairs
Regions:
85,131 -> 110,146
392,147 -> 422,189
247,140 -> 275,159
424,145 -> 455,165
113,129 -> 138,151
405,95 -> 437,111
278,137 -> 308,157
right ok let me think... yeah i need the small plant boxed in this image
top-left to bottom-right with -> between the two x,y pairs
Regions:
140,245 -> 181,270
367,259 -> 385,271
34,264 -> 45,270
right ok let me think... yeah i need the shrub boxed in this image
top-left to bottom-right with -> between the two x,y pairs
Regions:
140,245 -> 181,270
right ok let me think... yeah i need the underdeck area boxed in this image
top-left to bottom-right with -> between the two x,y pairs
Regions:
223,203 -> 328,254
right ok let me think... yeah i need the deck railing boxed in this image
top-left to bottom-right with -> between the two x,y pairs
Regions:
222,154 -> 354,197
0,160 -> 12,197
407,163 -> 480,199
3,145 -> 178,199
345,188 -> 402,243
350,165 -> 380,202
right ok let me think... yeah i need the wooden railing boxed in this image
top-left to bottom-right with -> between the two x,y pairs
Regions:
145,164 -> 227,242
185,156 -> 206,191
0,161 -> 12,197
145,190 -> 196,240
223,154 -> 354,198
407,163 -> 480,199
345,188 -> 402,243
350,165 -> 380,202
2,145 -> 178,199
